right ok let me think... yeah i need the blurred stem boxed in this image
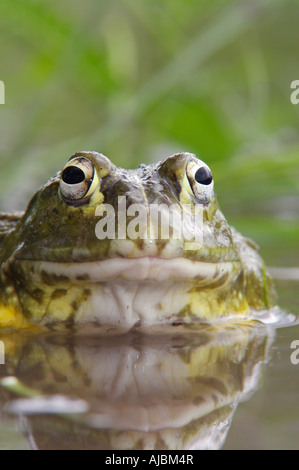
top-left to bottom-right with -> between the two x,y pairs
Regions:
88,0 -> 281,149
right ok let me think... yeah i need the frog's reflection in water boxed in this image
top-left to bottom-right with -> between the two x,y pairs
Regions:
0,321 -> 275,450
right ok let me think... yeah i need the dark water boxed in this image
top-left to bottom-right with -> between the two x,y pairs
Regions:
0,279 -> 298,450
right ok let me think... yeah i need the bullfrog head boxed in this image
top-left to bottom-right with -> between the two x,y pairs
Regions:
0,151 -> 275,330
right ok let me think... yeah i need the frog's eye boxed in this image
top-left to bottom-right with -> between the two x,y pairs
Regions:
59,157 -> 99,203
186,160 -> 214,204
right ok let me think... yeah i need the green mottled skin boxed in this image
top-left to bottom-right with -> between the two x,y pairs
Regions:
0,151 -> 276,328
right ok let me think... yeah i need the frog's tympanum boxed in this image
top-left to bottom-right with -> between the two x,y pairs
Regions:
0,151 -> 275,330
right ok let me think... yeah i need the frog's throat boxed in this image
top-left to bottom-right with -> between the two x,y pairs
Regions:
15,257 -> 241,284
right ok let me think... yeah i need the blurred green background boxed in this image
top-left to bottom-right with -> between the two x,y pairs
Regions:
0,0 -> 298,267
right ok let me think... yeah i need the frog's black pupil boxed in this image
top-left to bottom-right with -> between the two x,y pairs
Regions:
62,166 -> 85,185
194,167 -> 213,185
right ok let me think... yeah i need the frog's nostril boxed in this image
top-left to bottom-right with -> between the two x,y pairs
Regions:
62,166 -> 85,185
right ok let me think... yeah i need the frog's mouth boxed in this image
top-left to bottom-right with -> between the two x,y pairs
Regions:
8,256 -> 245,327
17,256 -> 240,287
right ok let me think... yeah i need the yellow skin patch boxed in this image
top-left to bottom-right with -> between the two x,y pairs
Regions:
0,151 -> 276,330
0,305 -> 41,331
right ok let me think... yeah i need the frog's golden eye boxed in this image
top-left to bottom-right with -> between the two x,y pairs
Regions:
186,160 -> 214,204
59,157 -> 99,204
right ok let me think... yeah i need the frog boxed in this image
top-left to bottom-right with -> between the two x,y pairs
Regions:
0,151 -> 276,331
